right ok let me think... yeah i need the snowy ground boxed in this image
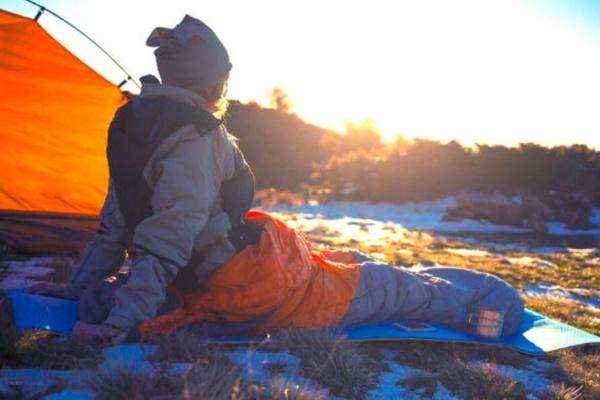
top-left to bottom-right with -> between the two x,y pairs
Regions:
0,343 -> 567,400
1,198 -> 599,399
268,196 -> 600,236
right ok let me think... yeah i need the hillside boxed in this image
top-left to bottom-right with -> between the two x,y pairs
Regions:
225,101 -> 344,190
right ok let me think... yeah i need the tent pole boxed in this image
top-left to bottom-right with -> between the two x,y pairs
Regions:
23,0 -> 140,90
33,6 -> 44,20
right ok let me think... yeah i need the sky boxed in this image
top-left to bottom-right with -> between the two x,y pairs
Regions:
4,0 -> 600,148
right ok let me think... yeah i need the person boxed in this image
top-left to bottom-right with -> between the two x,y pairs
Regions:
29,15 -> 525,345
28,15 -> 258,344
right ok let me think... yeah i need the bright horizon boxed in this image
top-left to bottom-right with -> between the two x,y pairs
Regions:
5,0 -> 600,148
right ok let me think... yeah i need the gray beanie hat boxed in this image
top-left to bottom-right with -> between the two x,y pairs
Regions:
146,15 -> 232,89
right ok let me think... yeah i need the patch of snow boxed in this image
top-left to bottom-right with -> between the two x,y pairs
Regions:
591,208 -> 600,226
467,360 -> 552,396
224,350 -> 326,397
0,368 -> 92,399
547,222 -> 600,236
446,248 -> 493,257
528,358 -> 557,373
226,350 -> 300,382
97,344 -> 157,376
42,389 -> 95,399
534,246 -> 569,255
271,213 -> 410,247
0,277 -> 44,290
567,248 -> 598,257
524,283 -> 600,310
267,200 -> 600,236
266,198 -> 532,235
449,237 -> 572,255
506,257 -> 557,269
368,350 -> 457,400
0,257 -> 55,290
341,182 -> 358,196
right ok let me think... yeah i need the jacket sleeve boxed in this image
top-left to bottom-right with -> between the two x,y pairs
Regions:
104,126 -> 225,331
68,180 -> 131,298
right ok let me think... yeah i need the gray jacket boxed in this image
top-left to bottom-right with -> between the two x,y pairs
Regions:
68,84 -> 238,331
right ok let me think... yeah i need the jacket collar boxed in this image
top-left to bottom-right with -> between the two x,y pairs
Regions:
139,83 -> 217,114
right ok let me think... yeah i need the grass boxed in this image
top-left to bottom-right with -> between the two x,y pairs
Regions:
389,342 -> 531,370
389,341 -> 595,399
0,244 -> 27,263
546,347 -> 600,399
1,289 -> 103,370
181,357 -> 241,400
145,328 -> 213,364
390,341 -> 532,397
398,360 -> 528,399
43,255 -> 76,285
525,296 -> 600,336
87,344 -> 324,400
231,378 -> 325,399
1,209 -> 599,399
10,331 -> 104,370
88,364 -> 183,400
267,330 -> 387,399
0,290 -> 18,359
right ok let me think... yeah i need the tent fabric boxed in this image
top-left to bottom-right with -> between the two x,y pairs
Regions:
0,9 -> 124,218
0,212 -> 97,253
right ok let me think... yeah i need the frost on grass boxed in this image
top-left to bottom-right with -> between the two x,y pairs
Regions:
0,257 -> 54,290
525,296 -> 600,336
524,283 -> 600,311
0,255 -> 76,290
1,201 -> 600,399
266,330 -> 388,399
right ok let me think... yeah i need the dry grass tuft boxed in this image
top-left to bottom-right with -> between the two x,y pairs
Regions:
0,290 -> 19,360
398,358 -> 527,399
0,244 -> 25,262
546,348 -> 600,399
261,362 -> 288,378
182,356 -> 241,400
146,328 -> 213,364
390,341 -> 530,370
13,331 -> 103,370
28,379 -> 71,400
87,364 -> 182,400
232,377 -> 325,400
268,330 -> 386,399
525,296 -> 600,336
392,342 -> 534,399
397,372 -> 438,398
542,383 -> 584,400
44,256 -> 76,285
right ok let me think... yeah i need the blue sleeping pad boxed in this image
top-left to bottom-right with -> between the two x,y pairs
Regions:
7,288 -> 599,354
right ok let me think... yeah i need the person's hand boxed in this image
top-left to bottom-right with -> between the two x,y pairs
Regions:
71,322 -> 127,346
27,282 -> 78,299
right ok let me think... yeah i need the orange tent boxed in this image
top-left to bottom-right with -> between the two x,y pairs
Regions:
0,8 -> 125,252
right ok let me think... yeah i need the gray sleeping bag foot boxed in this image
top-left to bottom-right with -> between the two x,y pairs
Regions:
340,262 -> 524,337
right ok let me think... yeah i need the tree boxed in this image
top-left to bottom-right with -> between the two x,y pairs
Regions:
343,119 -> 382,151
269,86 -> 292,113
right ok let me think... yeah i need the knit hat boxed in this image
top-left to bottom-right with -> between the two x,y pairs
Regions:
146,15 -> 232,90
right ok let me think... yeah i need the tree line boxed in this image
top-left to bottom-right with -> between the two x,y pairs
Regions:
225,100 -> 600,206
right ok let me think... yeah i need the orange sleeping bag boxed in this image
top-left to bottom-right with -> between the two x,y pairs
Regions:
140,211 -> 361,337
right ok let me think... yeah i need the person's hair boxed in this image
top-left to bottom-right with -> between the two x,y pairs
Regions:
193,73 -> 229,119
